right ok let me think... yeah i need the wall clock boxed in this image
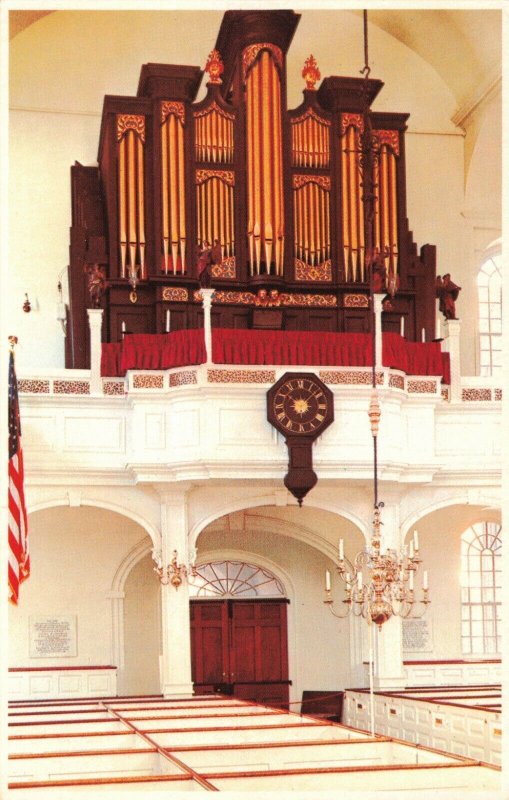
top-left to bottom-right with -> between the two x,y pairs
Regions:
267,372 -> 334,505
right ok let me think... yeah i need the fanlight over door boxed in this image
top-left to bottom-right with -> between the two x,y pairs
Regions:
189,560 -> 285,598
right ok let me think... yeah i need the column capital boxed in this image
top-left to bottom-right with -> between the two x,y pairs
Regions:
443,318 -> 461,337
87,307 -> 104,328
152,482 -> 193,505
200,287 -> 215,307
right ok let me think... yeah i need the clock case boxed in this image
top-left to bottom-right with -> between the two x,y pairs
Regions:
267,372 -> 334,505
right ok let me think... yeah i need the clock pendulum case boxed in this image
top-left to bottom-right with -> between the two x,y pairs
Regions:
266,372 -> 334,505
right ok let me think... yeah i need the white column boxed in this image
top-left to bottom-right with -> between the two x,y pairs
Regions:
373,502 -> 405,689
87,308 -> 103,394
106,590 -> 125,694
373,294 -> 384,370
443,318 -> 461,402
201,288 -> 215,365
158,486 -> 194,698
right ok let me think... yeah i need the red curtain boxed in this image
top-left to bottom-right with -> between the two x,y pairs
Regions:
212,329 -> 372,366
101,342 -> 124,378
101,328 -> 450,383
382,332 -> 445,376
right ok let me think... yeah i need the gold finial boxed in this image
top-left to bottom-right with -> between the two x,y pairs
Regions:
302,54 -> 320,90
8,335 -> 18,351
368,391 -> 381,437
205,49 -> 224,85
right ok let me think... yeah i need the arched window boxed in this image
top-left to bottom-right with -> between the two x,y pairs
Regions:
460,522 -> 501,655
477,253 -> 502,376
189,560 -> 286,598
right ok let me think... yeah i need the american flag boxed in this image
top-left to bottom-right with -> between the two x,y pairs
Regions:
8,349 -> 29,604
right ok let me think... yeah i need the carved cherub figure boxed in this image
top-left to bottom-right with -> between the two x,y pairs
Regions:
436,273 -> 461,320
197,239 -> 222,287
84,263 -> 108,308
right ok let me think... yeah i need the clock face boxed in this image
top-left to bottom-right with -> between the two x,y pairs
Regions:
270,375 -> 332,435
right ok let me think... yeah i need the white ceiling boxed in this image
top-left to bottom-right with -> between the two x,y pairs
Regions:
9,7 -> 501,112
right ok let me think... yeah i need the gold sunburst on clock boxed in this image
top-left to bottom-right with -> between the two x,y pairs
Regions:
292,397 -> 309,415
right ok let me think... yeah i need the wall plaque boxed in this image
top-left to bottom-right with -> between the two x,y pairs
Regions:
402,618 -> 433,653
29,615 -> 77,658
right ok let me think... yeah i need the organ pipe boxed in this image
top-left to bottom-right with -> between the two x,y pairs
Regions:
116,115 -> 146,280
245,48 -> 284,275
195,172 -> 235,259
161,103 -> 187,275
293,177 -> 330,276
118,135 -> 127,278
137,136 -> 146,277
291,111 -> 330,169
194,103 -> 234,164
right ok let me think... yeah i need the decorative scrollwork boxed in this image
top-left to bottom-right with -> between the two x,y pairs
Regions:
340,112 -> 363,135
195,169 -> 235,186
242,43 -> 283,81
161,287 -> 189,302
116,114 -> 145,142
294,260 -> 332,282
377,129 -> 400,156
343,293 -> 369,308
291,106 -> 331,127
193,101 -> 235,121
160,101 -> 185,125
293,174 -> 331,191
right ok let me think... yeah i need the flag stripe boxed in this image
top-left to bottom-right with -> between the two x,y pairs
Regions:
8,350 -> 29,604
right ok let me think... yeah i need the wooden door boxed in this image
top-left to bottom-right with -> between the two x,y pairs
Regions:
190,599 -> 290,707
190,601 -> 229,692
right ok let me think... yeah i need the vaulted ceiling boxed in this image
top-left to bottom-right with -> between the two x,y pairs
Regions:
9,8 -> 501,113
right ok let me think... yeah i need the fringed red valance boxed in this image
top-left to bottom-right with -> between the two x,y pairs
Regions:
101,328 -> 450,384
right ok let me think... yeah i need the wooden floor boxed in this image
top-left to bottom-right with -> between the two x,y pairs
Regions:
8,694 -> 500,795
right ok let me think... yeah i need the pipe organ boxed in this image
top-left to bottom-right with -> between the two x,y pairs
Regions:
67,10 -> 437,369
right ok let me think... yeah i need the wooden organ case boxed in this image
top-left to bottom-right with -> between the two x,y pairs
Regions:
67,10 -> 437,368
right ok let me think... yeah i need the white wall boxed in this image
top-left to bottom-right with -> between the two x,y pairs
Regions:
8,506 -> 146,668
123,553 -> 161,696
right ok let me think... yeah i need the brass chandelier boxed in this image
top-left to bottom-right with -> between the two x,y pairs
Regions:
324,11 -> 430,630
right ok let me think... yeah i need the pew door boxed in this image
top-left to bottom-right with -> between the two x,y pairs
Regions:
190,599 -> 290,708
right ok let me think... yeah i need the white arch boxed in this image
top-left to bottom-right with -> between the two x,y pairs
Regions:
188,492 -> 368,554
400,493 -> 501,539
28,496 -> 161,551
110,537 -> 153,595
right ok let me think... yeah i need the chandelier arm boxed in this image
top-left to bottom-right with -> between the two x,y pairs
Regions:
326,602 -> 353,620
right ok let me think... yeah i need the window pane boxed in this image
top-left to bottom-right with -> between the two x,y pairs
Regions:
461,638 -> 472,654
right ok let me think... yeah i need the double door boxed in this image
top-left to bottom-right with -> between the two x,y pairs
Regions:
190,598 -> 290,708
